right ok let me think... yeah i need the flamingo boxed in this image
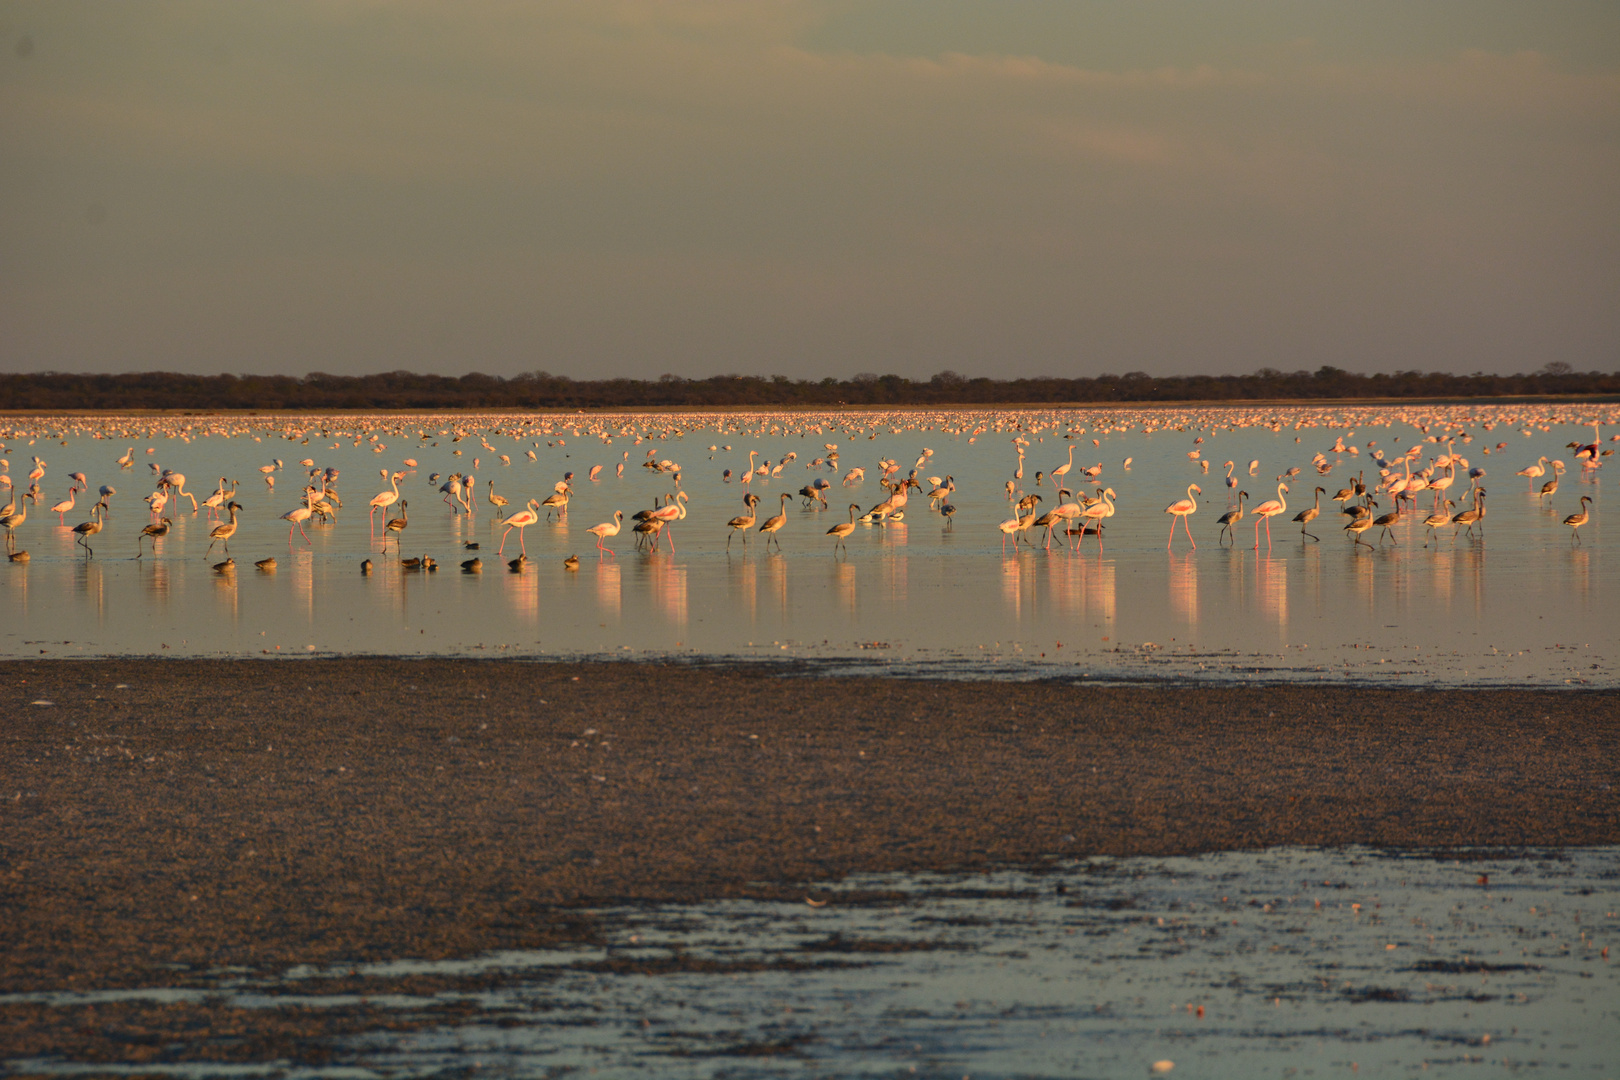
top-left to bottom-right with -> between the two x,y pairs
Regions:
71,504 -> 104,557
827,503 -> 860,554
369,470 -> 402,534
1564,496 -> 1593,543
1423,500 -> 1456,546
498,499 -> 541,557
1538,461 -> 1565,500
1050,445 -> 1075,486
281,501 -> 314,547
1345,512 -> 1376,549
1,501 -> 26,550
206,502 -> 242,557
486,480 -> 509,519
757,492 -> 791,551
136,517 -> 172,557
1372,503 -> 1402,545
1517,456 -> 1548,492
1076,487 -> 1116,552
1293,486 -> 1325,542
726,494 -> 759,550
161,470 -> 199,513
997,504 -> 1037,553
381,500 -> 409,551
540,487 -> 570,521
1216,491 -> 1248,546
1250,482 -> 1289,549
1165,483 -> 1201,551
1452,488 -> 1486,538
587,511 -> 624,556
49,485 -> 77,525
644,490 -> 688,551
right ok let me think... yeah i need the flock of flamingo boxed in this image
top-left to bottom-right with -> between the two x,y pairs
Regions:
0,407 -> 1609,576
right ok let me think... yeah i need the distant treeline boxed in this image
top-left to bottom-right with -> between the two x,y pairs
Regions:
2,365 -> 1616,412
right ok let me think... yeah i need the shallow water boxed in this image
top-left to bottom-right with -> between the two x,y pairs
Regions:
7,846 -> 1617,1077
2,404 -> 1613,685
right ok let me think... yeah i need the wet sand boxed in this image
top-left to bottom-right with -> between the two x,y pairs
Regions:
4,658 -> 1616,991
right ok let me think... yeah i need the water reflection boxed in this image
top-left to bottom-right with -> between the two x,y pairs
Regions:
649,555 -> 688,627
999,554 -> 1026,619
139,559 -> 171,608
881,550 -> 907,610
212,563 -> 238,624
504,562 -> 540,621
595,560 -> 622,621
761,554 -> 787,621
1168,553 -> 1197,624
833,561 -> 856,617
73,560 -> 106,626
1080,557 -> 1116,625
1256,555 -> 1286,628
727,556 -> 756,626
1048,553 -> 1084,618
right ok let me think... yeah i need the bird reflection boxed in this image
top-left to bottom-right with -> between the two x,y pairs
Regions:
1168,553 -> 1198,624
728,555 -> 757,626
74,560 -> 106,625
504,560 -> 540,620
762,552 -> 787,618
881,550 -> 907,609
1000,553 -> 1026,618
1079,557 -> 1116,624
650,555 -> 688,626
834,560 -> 857,616
595,560 -> 622,619
140,558 -> 170,608
1567,545 -> 1589,603
1256,554 -> 1286,627
1456,541 -> 1484,618
1048,554 -> 1084,617
212,562 -> 239,624
292,550 -> 315,627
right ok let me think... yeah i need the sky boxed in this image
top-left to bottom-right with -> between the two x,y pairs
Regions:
1,1 -> 1616,382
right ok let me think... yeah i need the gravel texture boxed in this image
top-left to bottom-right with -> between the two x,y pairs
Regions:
5,658 -> 1616,994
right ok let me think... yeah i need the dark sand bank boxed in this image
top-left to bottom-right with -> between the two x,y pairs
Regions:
3,658 -> 1617,996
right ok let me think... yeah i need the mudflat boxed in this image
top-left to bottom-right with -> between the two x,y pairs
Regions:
3,658 -> 1616,993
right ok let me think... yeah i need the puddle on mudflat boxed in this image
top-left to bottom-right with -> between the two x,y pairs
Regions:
2,405 -> 1615,687
8,846 -> 1617,1077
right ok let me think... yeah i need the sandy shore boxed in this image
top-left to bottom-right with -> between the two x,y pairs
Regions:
3,658 -> 1617,996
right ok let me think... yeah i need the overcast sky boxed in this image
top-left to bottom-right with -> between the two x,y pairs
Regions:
2,1 -> 1616,381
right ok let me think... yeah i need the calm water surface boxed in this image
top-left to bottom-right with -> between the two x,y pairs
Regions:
2,404 -> 1613,685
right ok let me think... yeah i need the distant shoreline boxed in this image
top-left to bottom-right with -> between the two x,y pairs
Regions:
5,657 -> 1615,993
3,393 -> 1619,420
4,367 -> 1618,414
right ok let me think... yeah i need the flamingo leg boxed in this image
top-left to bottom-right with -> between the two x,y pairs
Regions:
1167,516 -> 1176,551
1183,514 -> 1196,549
519,528 -> 527,556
